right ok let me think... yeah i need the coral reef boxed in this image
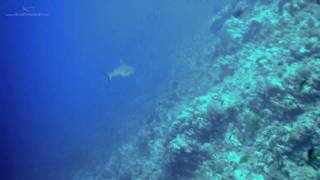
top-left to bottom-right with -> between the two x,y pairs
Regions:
73,0 -> 320,179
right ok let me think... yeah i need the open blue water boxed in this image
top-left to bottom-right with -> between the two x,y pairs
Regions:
0,0 -> 229,179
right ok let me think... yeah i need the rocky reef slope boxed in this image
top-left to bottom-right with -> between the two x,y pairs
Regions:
74,0 -> 320,179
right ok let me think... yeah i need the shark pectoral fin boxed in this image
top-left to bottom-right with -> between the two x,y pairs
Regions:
103,72 -> 112,81
108,74 -> 112,81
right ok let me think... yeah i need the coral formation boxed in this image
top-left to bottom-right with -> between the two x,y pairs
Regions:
73,0 -> 320,179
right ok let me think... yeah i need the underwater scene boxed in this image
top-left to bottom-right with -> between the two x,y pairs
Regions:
1,0 -> 320,179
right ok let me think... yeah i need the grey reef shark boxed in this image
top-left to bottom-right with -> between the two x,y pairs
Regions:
105,59 -> 135,81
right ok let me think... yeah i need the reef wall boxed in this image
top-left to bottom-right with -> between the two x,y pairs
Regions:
74,0 -> 320,179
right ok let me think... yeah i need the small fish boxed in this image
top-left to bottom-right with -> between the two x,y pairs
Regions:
106,59 -> 135,81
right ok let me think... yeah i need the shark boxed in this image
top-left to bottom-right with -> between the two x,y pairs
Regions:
106,59 -> 135,81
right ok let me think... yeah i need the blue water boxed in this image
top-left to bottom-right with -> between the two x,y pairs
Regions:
1,0 -> 227,179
